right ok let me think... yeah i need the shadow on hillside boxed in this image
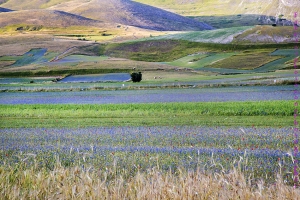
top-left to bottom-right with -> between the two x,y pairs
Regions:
0,7 -> 13,12
190,14 -> 294,29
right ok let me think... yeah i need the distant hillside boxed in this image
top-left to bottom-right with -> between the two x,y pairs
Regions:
0,0 -> 214,31
0,9 -> 102,28
0,0 -> 73,9
134,0 -> 300,22
48,0 -> 214,31
191,14 -> 294,29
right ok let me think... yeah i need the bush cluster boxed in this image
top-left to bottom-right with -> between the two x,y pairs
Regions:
131,72 -> 142,82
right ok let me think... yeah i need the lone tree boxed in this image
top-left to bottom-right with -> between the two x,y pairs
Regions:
131,72 -> 142,82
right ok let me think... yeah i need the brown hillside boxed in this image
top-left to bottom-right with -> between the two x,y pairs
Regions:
0,0 -> 72,10
0,9 -> 104,28
0,0 -> 214,31
47,0 -> 214,31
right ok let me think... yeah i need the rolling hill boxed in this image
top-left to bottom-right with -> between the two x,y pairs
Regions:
48,0 -> 214,31
0,0 -> 214,31
0,9 -> 103,28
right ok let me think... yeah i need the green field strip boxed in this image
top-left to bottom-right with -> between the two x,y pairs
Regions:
253,55 -> 295,73
208,53 -> 283,70
197,67 -> 249,74
0,116 -> 292,128
192,53 -> 237,69
139,26 -> 253,44
197,49 -> 298,74
0,56 -> 20,61
11,48 -> 48,67
0,101 -> 295,128
166,54 -> 208,67
252,49 -> 298,73
167,53 -> 237,69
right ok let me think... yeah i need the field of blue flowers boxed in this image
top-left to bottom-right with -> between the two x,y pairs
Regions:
0,126 -> 296,184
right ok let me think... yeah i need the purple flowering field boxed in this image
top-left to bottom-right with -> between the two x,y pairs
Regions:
0,85 -> 293,104
0,126 -> 296,183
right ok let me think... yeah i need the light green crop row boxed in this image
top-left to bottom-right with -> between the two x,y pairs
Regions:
0,101 -> 295,128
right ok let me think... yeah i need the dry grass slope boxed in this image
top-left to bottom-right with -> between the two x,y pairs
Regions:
0,0 -> 73,10
0,9 -> 103,28
1,0 -> 214,31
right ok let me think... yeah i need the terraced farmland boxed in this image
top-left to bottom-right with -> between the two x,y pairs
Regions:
167,49 -> 298,74
49,55 -> 109,65
168,52 -> 238,69
141,26 -> 252,44
208,52 -> 283,70
11,48 -> 48,67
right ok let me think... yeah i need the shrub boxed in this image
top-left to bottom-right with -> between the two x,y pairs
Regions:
131,72 -> 142,82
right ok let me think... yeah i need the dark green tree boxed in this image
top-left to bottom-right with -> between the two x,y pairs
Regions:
131,72 -> 142,82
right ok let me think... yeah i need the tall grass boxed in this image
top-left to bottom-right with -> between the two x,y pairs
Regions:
1,161 -> 299,199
